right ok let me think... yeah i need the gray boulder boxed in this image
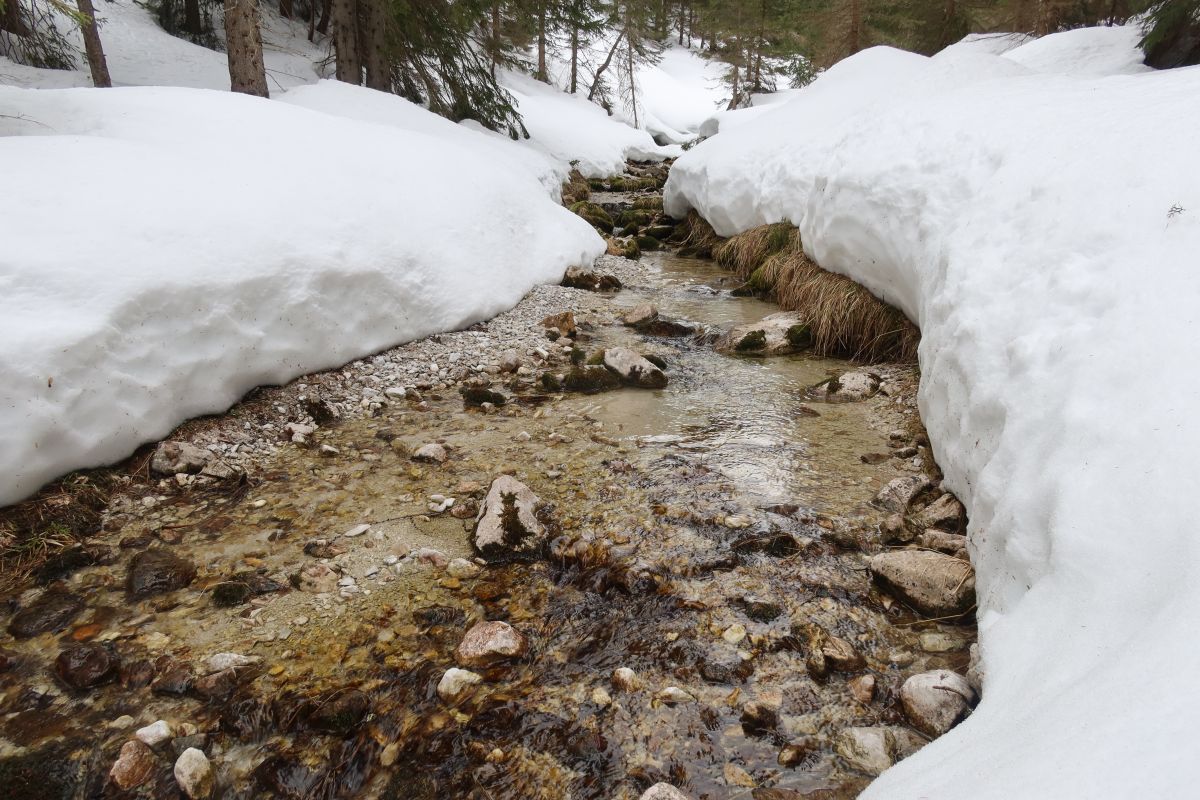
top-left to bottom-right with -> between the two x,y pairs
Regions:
473,476 -> 545,561
715,311 -> 810,356
868,550 -> 975,616
900,669 -> 977,737
602,347 -> 667,389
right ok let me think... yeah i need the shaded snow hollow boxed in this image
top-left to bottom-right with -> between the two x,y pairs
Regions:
0,85 -> 603,505
666,25 -> 1200,799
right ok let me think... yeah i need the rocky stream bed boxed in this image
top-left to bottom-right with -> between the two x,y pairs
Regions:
0,166 -> 979,800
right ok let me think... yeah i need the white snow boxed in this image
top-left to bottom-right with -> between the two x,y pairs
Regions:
631,45 -> 728,142
0,85 -> 602,505
666,25 -> 1200,798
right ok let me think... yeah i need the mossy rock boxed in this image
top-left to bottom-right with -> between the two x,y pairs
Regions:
563,366 -> 622,394
636,235 -> 662,251
621,223 -> 640,236
570,347 -> 586,365
588,178 -> 608,191
540,372 -> 562,391
569,201 -> 614,232
632,196 -> 664,210
212,581 -> 251,607
617,210 -> 654,228
644,353 -> 668,370
646,224 -> 675,240
786,324 -> 814,348
460,387 -> 508,407
586,349 -> 607,366
735,330 -> 768,352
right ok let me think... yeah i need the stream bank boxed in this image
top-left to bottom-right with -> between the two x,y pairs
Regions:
0,164 -> 977,800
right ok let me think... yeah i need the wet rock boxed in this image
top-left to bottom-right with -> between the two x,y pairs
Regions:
473,476 -> 545,561
740,700 -> 780,735
191,668 -> 240,703
900,670 -> 976,737
437,667 -> 483,703
305,689 -> 369,736
917,530 -> 969,559
912,493 -> 966,533
456,621 -> 528,667
735,598 -> 783,622
966,643 -> 984,694
563,267 -> 622,292
848,674 -> 876,704
296,563 -> 339,594
446,558 -> 482,579
563,365 -> 622,393
541,311 -> 578,338
638,317 -> 696,337
835,727 -> 895,776
207,652 -> 261,672
875,475 -> 933,513
171,734 -> 208,758
732,524 -> 801,557
303,538 -> 345,559
461,386 -> 508,407
174,747 -> 213,799
152,662 -> 194,696
211,581 -> 251,606
109,739 -> 157,790
777,739 -> 816,767
7,588 -> 85,638
821,635 -> 865,672
640,784 -> 690,800
126,549 -> 197,598
135,719 -> 173,746
716,312 -> 810,356
199,459 -> 241,480
55,643 -> 119,690
622,304 -> 658,327
37,543 -> 115,581
413,443 -> 448,463
151,441 -> 210,475
656,686 -> 695,705
413,604 -> 466,628
868,550 -> 976,616
880,513 -> 913,545
821,370 -> 881,402
602,347 -> 668,389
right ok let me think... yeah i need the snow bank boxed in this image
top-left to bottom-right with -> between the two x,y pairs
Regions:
0,85 -> 602,505
632,45 -> 727,142
666,26 -> 1200,798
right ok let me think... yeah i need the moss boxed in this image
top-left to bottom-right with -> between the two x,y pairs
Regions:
459,387 -> 508,407
621,223 -> 640,236
588,178 -> 607,191
644,353 -> 668,370
586,349 -> 606,366
569,347 -> 586,365
540,372 -> 562,391
735,330 -> 767,352
212,581 -> 251,607
632,196 -> 664,210
568,201 -> 614,232
636,235 -> 662,251
563,366 -> 622,394
786,323 -> 813,348
645,224 -> 675,240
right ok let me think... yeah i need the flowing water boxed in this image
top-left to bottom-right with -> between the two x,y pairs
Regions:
0,248 -> 973,799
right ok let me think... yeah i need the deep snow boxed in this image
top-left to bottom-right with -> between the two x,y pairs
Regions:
0,85 -> 602,506
666,25 -> 1200,799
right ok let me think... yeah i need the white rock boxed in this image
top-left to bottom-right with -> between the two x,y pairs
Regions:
622,303 -> 659,327
447,558 -> 482,579
413,443 -> 448,463
612,666 -> 637,692
134,719 -> 173,746
205,652 -> 260,673
835,726 -> 895,776
473,476 -> 545,560
456,620 -> 528,667
640,783 -> 690,800
174,747 -> 213,799
900,670 -> 977,737
150,441 -> 210,475
437,667 -> 483,703
342,523 -> 371,538
656,686 -> 695,705
715,311 -> 809,356
602,347 -> 668,389
824,370 -> 882,402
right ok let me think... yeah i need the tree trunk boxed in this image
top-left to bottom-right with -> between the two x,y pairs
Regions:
677,1 -> 684,45
183,0 -> 202,36
490,2 -> 500,78
536,3 -> 548,82
588,31 -> 622,101
332,0 -> 361,83
75,0 -> 112,87
726,63 -> 739,110
279,0 -> 292,18
569,25 -> 579,93
848,0 -> 864,55
625,9 -> 638,127
362,0 -> 389,90
316,0 -> 332,35
1,0 -> 30,36
224,0 -> 269,96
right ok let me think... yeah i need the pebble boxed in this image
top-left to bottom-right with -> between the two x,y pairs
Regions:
900,670 -> 976,737
656,686 -> 695,705
591,686 -> 612,707
612,667 -> 637,692
437,667 -> 483,703
446,558 -> 482,579
640,783 -> 690,800
135,719 -> 173,746
456,621 -> 528,667
206,652 -> 260,672
721,623 -> 747,644
174,747 -> 213,799
413,443 -> 448,463
110,739 -> 158,790
342,523 -> 370,538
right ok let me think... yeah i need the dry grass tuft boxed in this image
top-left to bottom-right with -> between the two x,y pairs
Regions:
712,221 -> 919,363
676,211 -> 723,258
561,168 -> 591,205
632,196 -> 663,211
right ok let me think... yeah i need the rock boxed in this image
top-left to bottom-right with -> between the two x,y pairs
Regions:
446,558 -> 482,579
473,476 -> 545,561
206,652 -> 260,672
342,523 -> 370,538
126,549 -> 197,598
612,667 -> 637,692
541,311 -> 578,338
900,670 -> 976,737
110,739 -> 158,790
716,312 -> 810,356
456,621 -> 528,667
171,734 -> 208,758
848,674 -> 876,704
150,441 -> 210,475
868,550 -> 976,616
135,719 -> 174,746
55,643 -> 119,690
461,386 -> 508,407
437,667 -> 483,703
722,623 -> 747,644
199,460 -> 240,480
656,686 -> 695,705
562,266 -> 622,292
499,349 -> 521,373
740,700 -> 780,735
591,686 -> 612,706
875,475 -> 934,513
602,347 -> 668,389
7,588 -> 85,638
912,493 -> 966,532
966,643 -> 984,694
296,563 -> 339,594
835,727 -> 895,776
880,513 -> 913,545
305,689 -> 369,735
174,747 -> 213,799
640,784 -> 690,800
413,443 -> 448,463
821,635 -> 866,671
778,739 -> 816,767
563,365 -> 622,393
622,304 -> 658,327
151,663 -> 194,695
636,317 -> 696,337
211,581 -> 251,607
821,371 -> 881,402
191,668 -> 240,702
917,530 -> 969,559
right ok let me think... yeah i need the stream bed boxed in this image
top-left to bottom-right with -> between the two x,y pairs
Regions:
0,216 -> 974,799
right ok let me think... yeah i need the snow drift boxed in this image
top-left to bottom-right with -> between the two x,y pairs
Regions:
0,85 -> 602,505
666,26 -> 1200,798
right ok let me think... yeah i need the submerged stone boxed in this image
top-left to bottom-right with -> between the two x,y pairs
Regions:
126,549 -> 197,598
7,588 -> 85,638
473,476 -> 545,561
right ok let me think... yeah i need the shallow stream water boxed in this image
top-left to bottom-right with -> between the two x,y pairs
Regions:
0,247 -> 971,799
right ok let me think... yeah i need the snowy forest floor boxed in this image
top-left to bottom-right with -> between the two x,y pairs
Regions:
0,163 -> 980,799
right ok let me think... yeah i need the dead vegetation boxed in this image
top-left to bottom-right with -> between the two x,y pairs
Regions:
675,211 -> 723,258
560,168 -> 590,205
712,221 -> 919,363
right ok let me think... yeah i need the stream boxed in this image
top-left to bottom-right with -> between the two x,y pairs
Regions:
0,186 -> 974,800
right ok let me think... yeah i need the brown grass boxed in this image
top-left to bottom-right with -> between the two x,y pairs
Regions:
675,211 -> 723,258
560,168 -> 590,205
714,222 -> 920,363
